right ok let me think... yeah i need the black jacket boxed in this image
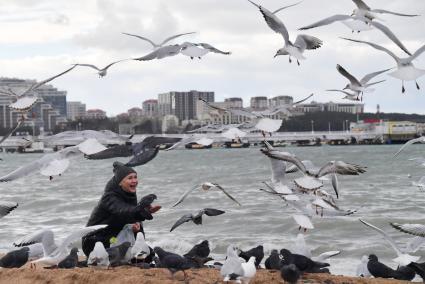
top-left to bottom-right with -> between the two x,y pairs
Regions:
82,176 -> 153,256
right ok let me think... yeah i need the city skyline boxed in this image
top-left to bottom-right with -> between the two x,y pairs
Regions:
0,0 -> 424,116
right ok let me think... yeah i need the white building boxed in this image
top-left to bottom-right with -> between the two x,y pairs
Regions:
67,101 -> 86,120
296,101 -> 364,114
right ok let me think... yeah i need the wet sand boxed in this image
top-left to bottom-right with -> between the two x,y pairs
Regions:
0,267 -> 414,284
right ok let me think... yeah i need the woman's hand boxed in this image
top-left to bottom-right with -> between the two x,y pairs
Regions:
149,205 -> 161,213
132,222 -> 141,233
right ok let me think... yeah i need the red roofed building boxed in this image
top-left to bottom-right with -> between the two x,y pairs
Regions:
142,99 -> 158,117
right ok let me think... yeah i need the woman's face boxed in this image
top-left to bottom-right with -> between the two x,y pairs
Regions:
119,173 -> 138,193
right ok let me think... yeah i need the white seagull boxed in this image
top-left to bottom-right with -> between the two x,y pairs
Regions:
351,0 -> 419,20
342,37 -> 425,93
359,219 -> 422,266
73,60 -> 128,77
88,242 -> 110,269
180,42 -> 231,59
122,31 -> 196,49
133,44 -> 183,61
325,89 -> 361,101
393,136 -> 425,157
248,0 -> 322,65
0,138 -> 106,182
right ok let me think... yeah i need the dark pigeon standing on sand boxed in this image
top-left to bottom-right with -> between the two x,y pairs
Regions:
154,247 -> 192,279
0,247 -> 29,268
281,263 -> 301,284
408,262 -> 425,281
106,241 -> 131,267
265,249 -> 282,270
394,265 -> 416,281
280,249 -> 329,273
239,245 -> 264,268
367,254 -> 398,279
184,240 -> 210,258
58,248 -> 79,269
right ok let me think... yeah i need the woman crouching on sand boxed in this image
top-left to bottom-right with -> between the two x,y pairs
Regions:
82,161 -> 161,260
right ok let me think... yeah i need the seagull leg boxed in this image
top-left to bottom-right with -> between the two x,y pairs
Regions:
289,57 -> 292,63
402,82 -> 405,93
321,208 -> 324,217
304,228 -> 307,232
298,226 -> 301,231
416,81 -> 420,90
198,57 -> 201,59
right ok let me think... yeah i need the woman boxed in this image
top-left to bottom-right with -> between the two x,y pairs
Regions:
82,161 -> 161,257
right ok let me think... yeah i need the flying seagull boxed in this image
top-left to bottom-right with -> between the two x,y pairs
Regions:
351,0 -> 419,20
122,31 -> 196,49
170,208 -> 225,232
393,136 -> 425,158
325,89 -> 361,101
133,45 -> 183,61
336,64 -> 389,100
172,182 -> 241,207
299,13 -> 412,56
180,42 -> 231,59
248,0 -> 322,65
0,201 -> 19,218
342,37 -> 425,93
73,60 -> 128,77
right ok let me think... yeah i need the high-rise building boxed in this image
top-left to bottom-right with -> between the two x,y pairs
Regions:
224,97 -> 243,108
269,96 -> 293,107
35,85 -> 67,117
67,101 -> 86,120
142,99 -> 158,117
250,96 -> 268,110
158,90 -> 214,123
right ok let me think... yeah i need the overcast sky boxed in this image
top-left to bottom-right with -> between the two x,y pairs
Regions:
0,0 -> 424,116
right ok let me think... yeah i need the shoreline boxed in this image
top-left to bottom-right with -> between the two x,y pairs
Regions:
0,267 -> 414,284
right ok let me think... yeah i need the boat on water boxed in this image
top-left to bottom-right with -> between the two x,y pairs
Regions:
185,142 -> 213,149
223,141 -> 250,148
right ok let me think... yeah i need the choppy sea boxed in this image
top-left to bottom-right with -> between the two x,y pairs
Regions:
0,144 -> 424,276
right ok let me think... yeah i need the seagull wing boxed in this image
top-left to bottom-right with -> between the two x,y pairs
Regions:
54,225 -> 107,255
272,1 -> 303,14
159,32 -> 196,46
331,173 -> 339,199
294,35 -> 322,52
364,79 -> 386,88
316,161 -> 366,177
86,144 -> 133,159
0,157 -> 47,182
341,37 -> 400,63
359,219 -> 403,256
393,137 -> 425,158
352,0 -> 371,10
326,89 -> 358,96
0,201 -> 18,218
125,146 -> 160,167
299,14 -> 352,30
14,229 -> 57,256
198,43 -> 231,54
293,93 -> 314,105
391,223 -> 425,237
170,214 -> 193,232
360,68 -> 391,84
203,208 -> 225,216
122,32 -> 158,48
74,64 -> 101,71
371,9 -> 419,17
247,0 -> 289,44
260,149 -> 308,174
409,45 -> 425,62
405,237 -> 425,253
369,21 -> 411,55
215,184 -> 242,206
313,251 -> 341,262
0,119 -> 25,145
270,158 -> 287,184
336,64 -> 361,86
28,65 -> 77,95
133,49 -> 160,61
172,184 -> 199,207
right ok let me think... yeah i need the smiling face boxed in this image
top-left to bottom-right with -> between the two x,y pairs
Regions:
119,173 -> 138,193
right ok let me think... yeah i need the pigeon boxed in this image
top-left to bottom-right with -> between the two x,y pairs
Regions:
280,249 -> 329,273
0,247 -> 30,268
265,249 -> 282,270
367,254 -> 398,278
86,136 -> 181,167
172,182 -> 241,207
280,263 -> 301,284
239,245 -> 264,268
88,242 -> 110,269
57,247 -> 79,269
106,241 -> 131,267
154,247 -> 192,279
184,240 -> 210,258
170,208 -> 225,232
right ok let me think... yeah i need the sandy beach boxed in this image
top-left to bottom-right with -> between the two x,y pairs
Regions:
0,267 -> 414,284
